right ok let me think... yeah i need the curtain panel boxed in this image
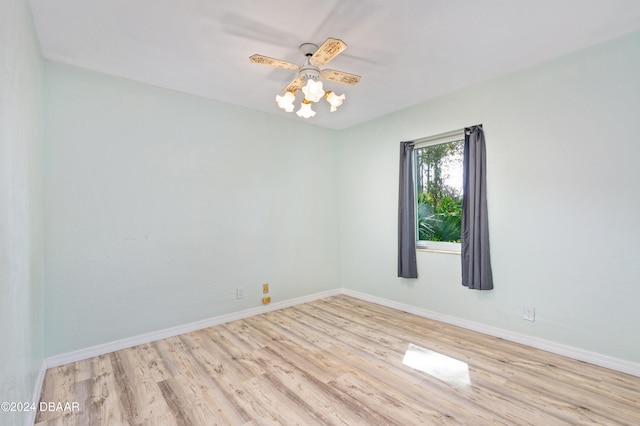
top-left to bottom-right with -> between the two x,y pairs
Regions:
398,141 -> 418,278
461,125 -> 494,290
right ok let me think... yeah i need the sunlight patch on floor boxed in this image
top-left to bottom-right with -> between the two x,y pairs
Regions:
402,343 -> 471,387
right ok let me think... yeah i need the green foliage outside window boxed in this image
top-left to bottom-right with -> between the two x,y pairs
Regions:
415,140 -> 463,242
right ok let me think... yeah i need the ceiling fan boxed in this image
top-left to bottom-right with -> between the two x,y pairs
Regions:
249,38 -> 361,118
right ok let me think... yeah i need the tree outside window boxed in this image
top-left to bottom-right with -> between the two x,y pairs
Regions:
415,139 -> 464,245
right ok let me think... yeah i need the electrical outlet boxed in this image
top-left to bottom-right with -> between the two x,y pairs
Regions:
236,287 -> 245,299
262,296 -> 271,304
263,283 -> 269,294
523,306 -> 535,322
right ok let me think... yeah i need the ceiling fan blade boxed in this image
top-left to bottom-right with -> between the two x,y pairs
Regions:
320,69 -> 361,85
282,77 -> 304,93
249,54 -> 299,71
310,38 -> 347,66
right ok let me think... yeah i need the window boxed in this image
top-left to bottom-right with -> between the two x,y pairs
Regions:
414,132 -> 464,252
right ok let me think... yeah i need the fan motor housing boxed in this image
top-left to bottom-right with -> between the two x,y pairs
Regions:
298,64 -> 320,81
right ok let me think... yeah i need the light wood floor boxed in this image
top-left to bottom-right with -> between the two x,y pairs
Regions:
36,295 -> 640,425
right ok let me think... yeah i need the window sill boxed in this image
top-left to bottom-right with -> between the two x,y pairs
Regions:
416,248 -> 461,255
416,241 -> 461,254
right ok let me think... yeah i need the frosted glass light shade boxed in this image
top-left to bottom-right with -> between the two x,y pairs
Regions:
325,91 -> 345,112
296,100 -> 315,118
301,79 -> 325,102
275,91 -> 295,112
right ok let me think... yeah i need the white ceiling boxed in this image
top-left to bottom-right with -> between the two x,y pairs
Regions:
29,0 -> 640,129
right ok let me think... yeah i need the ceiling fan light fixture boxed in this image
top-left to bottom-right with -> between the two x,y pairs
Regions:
301,78 -> 325,103
276,91 -> 296,112
250,38 -> 361,119
325,91 -> 345,112
296,99 -> 316,118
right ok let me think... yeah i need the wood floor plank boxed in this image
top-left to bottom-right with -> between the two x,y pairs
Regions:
240,374 -> 326,425
88,354 -> 131,426
155,337 -> 247,425
259,310 -> 335,351
329,371 -> 459,425
111,347 -> 174,425
37,295 -> 640,425
184,330 -> 264,384
251,347 -> 381,425
156,378 -> 195,426
136,342 -> 172,384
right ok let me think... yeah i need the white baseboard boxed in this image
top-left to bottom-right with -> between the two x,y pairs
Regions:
45,287 -> 639,378
45,288 -> 341,368
26,359 -> 47,426
341,289 -> 640,377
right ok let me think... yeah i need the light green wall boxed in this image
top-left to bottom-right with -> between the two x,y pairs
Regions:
338,31 -> 640,362
0,0 -> 45,424
42,28 -> 640,365
44,63 -> 341,356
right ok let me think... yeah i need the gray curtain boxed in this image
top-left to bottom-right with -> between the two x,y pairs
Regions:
398,141 -> 418,278
461,125 -> 493,290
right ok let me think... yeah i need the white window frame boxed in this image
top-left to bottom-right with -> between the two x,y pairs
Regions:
413,131 -> 464,253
